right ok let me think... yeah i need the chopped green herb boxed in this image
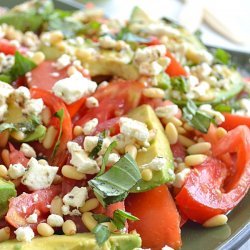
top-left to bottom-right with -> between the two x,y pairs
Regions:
214,48 -> 231,65
82,21 -> 101,36
89,134 -> 104,159
155,72 -> 170,90
214,104 -> 232,113
183,100 -> 213,133
92,224 -> 111,246
171,76 -> 189,93
89,153 -> 141,207
51,109 -> 64,158
112,209 -> 139,230
93,214 -> 111,223
117,27 -> 150,43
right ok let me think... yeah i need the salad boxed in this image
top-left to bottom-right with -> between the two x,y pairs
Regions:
0,0 -> 249,249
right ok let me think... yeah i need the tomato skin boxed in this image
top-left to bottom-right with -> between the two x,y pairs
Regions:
9,143 -> 29,166
165,51 -> 187,77
95,117 -> 120,136
170,141 -> 186,161
30,88 -> 72,167
126,185 -> 181,250
221,113 -> 250,131
0,39 -> 17,55
6,185 -> 61,229
176,126 -> 250,223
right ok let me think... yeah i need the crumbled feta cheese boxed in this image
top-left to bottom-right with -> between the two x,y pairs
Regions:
99,35 -> 117,49
145,22 -> 180,36
63,186 -> 88,208
86,96 -> 99,108
82,118 -> 98,135
172,168 -> 191,188
26,213 -> 38,224
52,71 -> 97,104
67,141 -> 100,174
83,136 -> 98,152
20,143 -> 36,158
14,226 -> 34,242
23,98 -> 44,116
235,98 -> 250,117
199,104 -> 225,124
192,81 -> 210,98
140,157 -> 167,171
0,81 -> 13,121
0,53 -> 14,73
8,163 -> 26,179
69,209 -> 82,216
139,61 -> 164,76
155,105 -> 179,119
13,86 -> 30,102
55,54 -> 71,70
21,157 -> 58,191
107,153 -> 120,166
47,214 -> 64,227
119,117 -> 150,143
162,245 -> 174,250
61,205 -> 70,215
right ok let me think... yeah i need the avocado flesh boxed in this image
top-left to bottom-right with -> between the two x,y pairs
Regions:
0,233 -> 141,250
172,71 -> 244,106
0,178 -> 16,218
128,105 -> 174,192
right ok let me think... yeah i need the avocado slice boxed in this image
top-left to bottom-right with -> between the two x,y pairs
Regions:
0,178 -> 16,218
171,71 -> 244,106
0,233 -> 141,250
0,0 -> 54,32
129,6 -> 152,25
128,105 -> 174,192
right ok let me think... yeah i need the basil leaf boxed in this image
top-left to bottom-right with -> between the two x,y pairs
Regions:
0,74 -> 12,84
93,214 -> 111,223
171,76 -> 188,93
89,153 -> 141,207
10,52 -> 36,80
116,27 -> 150,43
214,104 -> 232,113
162,17 -> 182,28
112,209 -> 139,230
89,134 -> 104,159
183,100 -> 213,133
82,21 -> 101,36
92,224 -> 111,246
214,48 -> 231,65
98,141 -> 117,176
22,125 -> 46,142
51,109 -> 64,158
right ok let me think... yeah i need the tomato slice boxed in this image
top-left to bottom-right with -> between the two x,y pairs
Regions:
170,141 -> 186,161
30,88 -> 72,167
221,113 -> 250,131
176,126 -> 250,223
6,185 -> 61,229
0,39 -> 17,55
9,143 -> 29,166
165,51 -> 187,77
74,80 -> 144,126
126,185 -> 181,250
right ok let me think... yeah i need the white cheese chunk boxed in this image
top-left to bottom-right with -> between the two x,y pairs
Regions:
172,168 -> 191,188
21,158 -> 58,191
14,226 -> 34,242
82,118 -> 98,135
26,213 -> 38,224
140,157 -> 167,171
55,54 -> 71,70
83,136 -> 98,152
67,141 -> 100,174
8,163 -> 26,179
63,186 -> 88,208
52,71 -> 97,105
155,105 -> 179,119
47,214 -> 64,227
20,143 -> 36,158
23,98 -> 44,116
107,153 -> 120,166
86,96 -> 99,108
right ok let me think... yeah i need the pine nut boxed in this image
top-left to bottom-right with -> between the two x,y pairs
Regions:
198,92 -> 215,101
62,220 -> 77,236
11,131 -> 25,141
50,196 -> 63,216
165,122 -> 178,145
141,169 -> 153,181
0,227 -> 10,242
197,137 -> 205,143
0,130 -> 9,148
50,31 -> 64,45
178,135 -> 195,147
168,117 -> 183,127
1,149 -> 10,166
187,142 -> 211,155
0,165 -> 8,178
203,214 -> 228,228
183,123 -> 194,131
62,165 -> 86,180
32,51 -> 45,65
42,126 -> 58,149
41,107 -> 52,126
216,127 -> 227,139
73,126 -> 83,137
125,144 -> 137,160
38,159 -> 49,166
80,198 -> 99,213
142,88 -> 165,99
52,174 -> 63,185
37,223 -> 54,237
81,212 -> 98,231
176,126 -> 186,135
185,154 -> 207,167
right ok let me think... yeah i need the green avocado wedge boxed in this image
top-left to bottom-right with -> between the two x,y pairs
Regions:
0,233 -> 141,250
128,105 -> 175,192
0,178 -> 16,218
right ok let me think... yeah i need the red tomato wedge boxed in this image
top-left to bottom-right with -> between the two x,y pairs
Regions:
9,143 -> 29,166
176,126 -> 250,223
74,80 -> 144,126
0,39 -> 17,55
6,185 -> 61,229
30,88 -> 72,167
126,185 -> 182,250
221,113 -> 250,131
165,51 -> 187,77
